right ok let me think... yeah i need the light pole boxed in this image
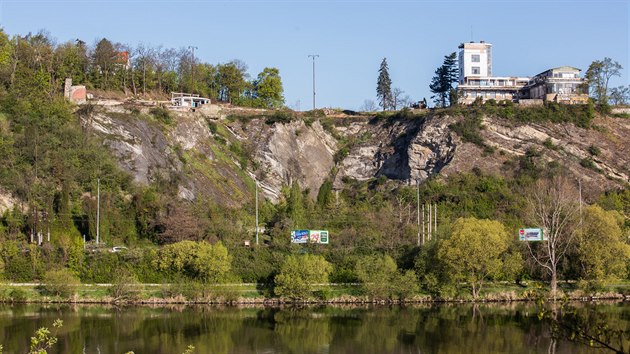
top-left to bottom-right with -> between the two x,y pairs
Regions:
188,46 -> 198,93
308,54 -> 319,110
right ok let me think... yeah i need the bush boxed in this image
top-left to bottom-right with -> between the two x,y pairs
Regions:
355,254 -> 419,301
8,287 -> 27,302
109,271 -> 141,302
265,110 -> 296,125
150,107 -> 172,125
274,254 -> 332,300
588,145 -> 601,156
41,269 -> 80,297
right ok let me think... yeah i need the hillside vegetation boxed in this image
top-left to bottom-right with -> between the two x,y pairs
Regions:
0,29 -> 628,301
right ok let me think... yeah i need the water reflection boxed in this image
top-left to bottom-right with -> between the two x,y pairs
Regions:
0,302 -> 626,353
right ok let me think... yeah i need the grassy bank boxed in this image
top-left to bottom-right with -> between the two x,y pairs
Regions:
1,281 -> 629,305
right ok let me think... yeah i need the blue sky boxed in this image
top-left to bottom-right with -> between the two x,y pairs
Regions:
0,0 -> 628,110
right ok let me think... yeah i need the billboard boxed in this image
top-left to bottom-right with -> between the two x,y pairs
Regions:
518,228 -> 546,241
291,230 -> 309,244
291,230 -> 329,244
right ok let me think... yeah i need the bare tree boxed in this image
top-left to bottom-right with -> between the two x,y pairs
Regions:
135,43 -> 155,96
524,176 -> 579,298
392,87 -> 405,110
360,99 -> 377,112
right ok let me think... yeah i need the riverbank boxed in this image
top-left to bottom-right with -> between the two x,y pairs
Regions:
1,281 -> 629,305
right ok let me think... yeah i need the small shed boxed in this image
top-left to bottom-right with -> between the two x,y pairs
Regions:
171,92 -> 210,108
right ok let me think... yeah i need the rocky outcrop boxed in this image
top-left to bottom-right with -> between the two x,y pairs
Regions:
83,102 -> 629,207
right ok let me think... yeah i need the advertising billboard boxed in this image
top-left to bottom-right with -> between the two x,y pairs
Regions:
518,228 -> 546,241
291,230 -> 309,243
309,230 -> 329,244
291,230 -> 329,244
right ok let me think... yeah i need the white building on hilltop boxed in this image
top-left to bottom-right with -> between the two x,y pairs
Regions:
457,41 -> 530,104
456,41 -> 587,105
458,41 -> 493,83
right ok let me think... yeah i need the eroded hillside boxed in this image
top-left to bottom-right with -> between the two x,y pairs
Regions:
81,101 -> 630,208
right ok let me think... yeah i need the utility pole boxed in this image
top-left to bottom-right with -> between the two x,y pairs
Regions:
189,46 -> 198,93
308,54 -> 319,110
434,203 -> 437,239
96,178 -> 100,245
255,180 -> 259,246
578,178 -> 583,227
416,179 -> 420,246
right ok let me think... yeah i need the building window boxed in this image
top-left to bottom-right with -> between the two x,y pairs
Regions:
471,54 -> 480,62
472,66 -> 480,75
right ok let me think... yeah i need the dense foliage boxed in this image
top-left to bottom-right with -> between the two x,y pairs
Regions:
0,28 -> 627,301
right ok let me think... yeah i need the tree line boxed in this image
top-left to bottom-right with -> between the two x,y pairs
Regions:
0,29 -> 284,108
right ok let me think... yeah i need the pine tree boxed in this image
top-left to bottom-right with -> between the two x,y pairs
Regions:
376,58 -> 393,111
429,52 -> 458,107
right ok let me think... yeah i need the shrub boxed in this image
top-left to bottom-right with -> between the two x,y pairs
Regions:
355,254 -> 419,301
149,107 -> 172,125
588,145 -> 601,156
274,254 -> 332,300
265,111 -> 296,125
109,271 -> 141,302
41,269 -> 80,297
8,288 -> 27,302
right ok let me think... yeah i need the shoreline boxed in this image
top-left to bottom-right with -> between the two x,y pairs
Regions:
1,294 -> 628,306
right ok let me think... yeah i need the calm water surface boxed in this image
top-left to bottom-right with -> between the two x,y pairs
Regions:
0,302 -> 627,353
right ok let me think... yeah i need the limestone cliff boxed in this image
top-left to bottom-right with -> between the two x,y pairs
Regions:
82,102 -> 629,207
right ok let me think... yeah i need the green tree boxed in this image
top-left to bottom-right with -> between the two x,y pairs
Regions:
376,58 -> 393,111
274,254 -> 332,300
608,85 -> 630,105
355,254 -> 419,300
254,67 -> 284,108
429,52 -> 458,107
585,57 -> 622,105
576,205 -> 630,282
437,217 -> 514,298
217,60 -> 249,103
41,268 -> 81,297
157,241 -> 232,283
91,38 -> 117,89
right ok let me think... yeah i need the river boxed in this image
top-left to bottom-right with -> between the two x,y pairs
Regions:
0,302 -> 627,353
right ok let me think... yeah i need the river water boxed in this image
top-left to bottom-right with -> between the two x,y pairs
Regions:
0,302 -> 627,353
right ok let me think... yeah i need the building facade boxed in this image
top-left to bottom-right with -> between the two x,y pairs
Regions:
522,66 -> 588,104
457,41 -> 530,104
456,42 -> 586,105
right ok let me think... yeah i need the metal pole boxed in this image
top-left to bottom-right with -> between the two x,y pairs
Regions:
578,179 -> 582,227
416,179 -> 420,246
421,204 -> 425,245
308,54 -> 319,110
255,181 -> 259,246
428,203 -> 432,241
189,46 -> 198,94
434,203 -> 437,239
96,178 -> 100,245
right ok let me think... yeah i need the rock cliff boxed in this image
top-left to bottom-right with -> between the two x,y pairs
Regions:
83,102 -> 629,206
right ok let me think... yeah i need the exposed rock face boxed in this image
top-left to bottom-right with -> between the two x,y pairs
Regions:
254,120 -> 336,202
83,102 -> 629,207
335,115 -> 457,186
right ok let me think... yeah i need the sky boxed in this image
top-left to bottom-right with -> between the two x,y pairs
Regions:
0,0 -> 628,110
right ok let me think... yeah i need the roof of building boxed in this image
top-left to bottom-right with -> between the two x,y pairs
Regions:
533,66 -> 582,77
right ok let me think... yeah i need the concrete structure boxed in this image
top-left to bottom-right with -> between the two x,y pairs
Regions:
64,78 -> 87,104
170,92 -> 210,108
522,66 -> 588,104
458,41 -> 493,84
457,41 -> 530,104
456,42 -> 586,105
458,76 -> 530,104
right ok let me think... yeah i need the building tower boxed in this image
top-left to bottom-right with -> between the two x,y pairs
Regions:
458,41 -> 492,84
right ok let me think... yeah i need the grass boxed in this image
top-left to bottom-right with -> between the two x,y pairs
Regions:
2,280 -> 628,303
